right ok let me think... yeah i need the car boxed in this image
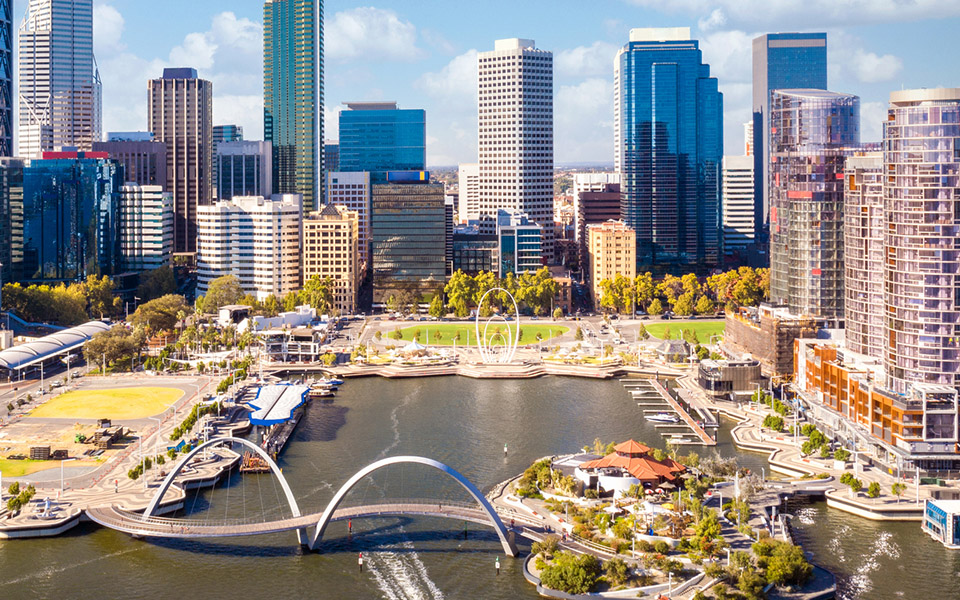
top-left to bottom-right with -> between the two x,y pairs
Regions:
51,381 -> 63,388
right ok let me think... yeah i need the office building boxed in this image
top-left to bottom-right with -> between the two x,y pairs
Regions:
93,139 -> 167,188
326,171 -> 371,268
0,157 -> 24,284
11,151 -> 121,283
215,140 -> 272,200
743,121 -> 753,156
575,181 -> 621,273
615,28 -> 723,272
843,152 -> 883,359
573,173 -> 620,241
477,38 -> 554,262
884,89 -> 960,394
445,197 -> 454,275
107,132 -> 153,142
324,142 -> 339,173
213,124 -> 243,146
0,1 -> 11,156
264,0 -> 322,211
457,162 -> 479,223
452,227 -> 497,276
18,0 -> 102,158
586,220 -> 636,311
339,102 -> 425,181
302,204 -> 359,315
496,209 -> 542,277
752,33 -> 827,240
118,184 -> 173,272
769,89 -> 859,320
196,194 -> 302,301
148,67 -> 213,254
721,156 -> 755,251
371,174 -> 445,303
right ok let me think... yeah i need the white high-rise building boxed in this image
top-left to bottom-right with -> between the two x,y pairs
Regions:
118,184 -> 173,272
457,162 -> 479,223
326,171 -> 371,269
743,121 -> 754,156
477,38 -> 554,261
17,0 -> 101,158
721,155 -> 755,251
573,173 -> 620,241
197,194 -> 302,302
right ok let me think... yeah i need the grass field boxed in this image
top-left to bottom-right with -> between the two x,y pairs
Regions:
385,323 -> 570,346
30,387 -> 184,420
645,321 -> 725,342
0,458 -> 58,477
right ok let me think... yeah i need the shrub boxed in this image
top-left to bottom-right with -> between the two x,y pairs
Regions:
867,481 -> 881,498
539,551 -> 600,594
654,540 -> 671,555
603,557 -> 629,586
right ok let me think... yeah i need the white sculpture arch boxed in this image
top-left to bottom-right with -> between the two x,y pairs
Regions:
474,287 -> 521,364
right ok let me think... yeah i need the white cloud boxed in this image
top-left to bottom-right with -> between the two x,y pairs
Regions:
556,41 -> 619,79
414,49 -> 478,101
697,8 -> 727,32
326,7 -> 424,62
93,3 -> 124,54
698,30 -> 754,83
850,49 -> 903,83
860,101 -> 886,143
413,50 -> 479,166
555,78 -> 614,163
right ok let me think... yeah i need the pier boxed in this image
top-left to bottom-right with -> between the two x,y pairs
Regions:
621,378 -> 716,446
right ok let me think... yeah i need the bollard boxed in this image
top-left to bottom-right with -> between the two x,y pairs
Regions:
358,552 -> 363,572
495,556 -> 500,576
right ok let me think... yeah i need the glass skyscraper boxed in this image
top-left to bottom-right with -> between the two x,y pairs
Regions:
614,27 -> 723,272
0,0 -> 11,157
752,33 -> 827,242
338,102 -> 425,182
263,0 -> 322,211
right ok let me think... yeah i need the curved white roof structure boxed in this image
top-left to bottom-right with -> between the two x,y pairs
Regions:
0,321 -> 111,371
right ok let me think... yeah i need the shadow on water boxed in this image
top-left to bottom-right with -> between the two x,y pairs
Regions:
297,405 -> 349,443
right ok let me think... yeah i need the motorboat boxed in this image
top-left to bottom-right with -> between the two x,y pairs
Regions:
645,412 -> 680,424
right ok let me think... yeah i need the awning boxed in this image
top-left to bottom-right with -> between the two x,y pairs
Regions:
248,384 -> 310,426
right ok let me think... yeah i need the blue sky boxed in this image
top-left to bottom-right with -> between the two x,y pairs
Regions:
14,0 -> 960,165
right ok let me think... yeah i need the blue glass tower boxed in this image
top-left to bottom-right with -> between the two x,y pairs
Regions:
0,0 -> 11,157
338,102 -> 425,183
752,33 -> 827,243
615,28 -> 723,272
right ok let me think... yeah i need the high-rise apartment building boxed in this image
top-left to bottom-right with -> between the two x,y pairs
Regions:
326,171 -> 371,269
477,38 -> 554,262
586,221 -> 636,311
843,152 -> 883,359
457,163 -> 479,223
0,0 -> 11,156
18,0 -> 102,158
721,156 -> 755,251
769,89 -> 859,320
118,184 -> 173,272
264,0 -> 322,212
884,89 -> 960,394
302,204 -> 359,315
215,141 -> 272,200
93,139 -> 167,188
148,68 -> 213,255
752,33 -> 827,241
0,158 -> 24,284
615,28 -> 723,273
196,194 -> 302,301
339,102 -> 425,182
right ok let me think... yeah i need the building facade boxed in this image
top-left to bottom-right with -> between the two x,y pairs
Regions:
457,162 -> 479,223
615,28 -> 722,273
0,0 -> 11,156
477,39 -> 554,262
843,152 -> 883,359
371,177 -> 446,304
0,157 -> 24,284
496,209 -> 542,277
338,102 -> 425,181
148,68 -> 213,255
18,0 -> 102,158
263,0 -> 322,212
302,204 -> 359,315
452,229 -> 497,276
215,140 -> 272,200
586,221 -> 636,311
576,181 -> 621,273
326,171 -> 371,268
769,89 -> 859,320
323,142 -> 339,172
752,33 -> 827,241
213,124 -> 243,146
118,184 -> 173,272
573,172 -> 620,242
92,139 -> 167,188
196,194 -> 302,301
721,155 -> 755,251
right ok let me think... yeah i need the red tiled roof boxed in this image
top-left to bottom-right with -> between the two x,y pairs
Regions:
614,440 -> 651,454
578,441 -> 686,482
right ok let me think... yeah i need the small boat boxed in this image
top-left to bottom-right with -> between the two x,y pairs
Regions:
645,412 -> 680,424
667,436 -> 692,444
317,377 -> 343,387
309,387 -> 335,398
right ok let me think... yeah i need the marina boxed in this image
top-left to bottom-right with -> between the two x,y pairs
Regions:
622,378 -> 717,446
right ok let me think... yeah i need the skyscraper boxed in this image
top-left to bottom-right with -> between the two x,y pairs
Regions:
721,156 -> 755,252
215,141 -> 272,200
842,152 -> 883,359
93,138 -> 167,188
302,204 -> 359,314
457,163 -> 479,223
0,0 -> 12,156
768,89 -> 859,320
477,38 -> 554,262
615,27 -> 723,273
338,102 -> 425,182
264,0 -> 322,212
18,0 -> 102,158
752,33 -> 827,242
148,68 -> 213,254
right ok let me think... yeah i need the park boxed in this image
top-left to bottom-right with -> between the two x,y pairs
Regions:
387,323 -> 569,346
29,387 -> 184,420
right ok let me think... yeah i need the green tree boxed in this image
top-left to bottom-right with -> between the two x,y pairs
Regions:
428,294 -> 445,318
603,557 -> 629,586
634,272 -> 656,311
83,325 -> 146,371
538,551 -> 601,595
83,275 -> 121,319
203,275 -> 244,312
553,306 -> 563,320
765,542 -> 813,586
833,448 -> 851,462
575,327 -> 584,341
131,294 -> 189,333
137,266 -> 177,301
695,294 -> 715,316
262,295 -> 281,317
444,270 -> 476,317
867,481 -> 881,498
891,482 -> 907,503
637,323 -> 649,340
390,328 -> 403,340
300,275 -> 335,314
647,298 -> 664,316
695,508 -> 722,541
673,292 -> 695,316
847,477 -> 863,496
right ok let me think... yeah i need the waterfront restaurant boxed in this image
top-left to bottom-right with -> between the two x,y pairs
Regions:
574,440 -> 686,497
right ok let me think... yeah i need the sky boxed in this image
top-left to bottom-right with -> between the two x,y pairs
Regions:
13,0 -> 960,166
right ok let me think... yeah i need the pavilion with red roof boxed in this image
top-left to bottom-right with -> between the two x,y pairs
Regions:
574,440 -> 686,497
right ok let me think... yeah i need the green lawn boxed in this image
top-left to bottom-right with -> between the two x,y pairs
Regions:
384,323 -> 569,346
645,320 -> 725,342
30,387 -> 184,420
0,458 -> 59,477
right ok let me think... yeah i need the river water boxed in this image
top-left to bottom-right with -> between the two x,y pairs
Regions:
0,377 -> 947,599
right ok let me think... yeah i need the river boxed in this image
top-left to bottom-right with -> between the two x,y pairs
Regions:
0,377 -> 947,599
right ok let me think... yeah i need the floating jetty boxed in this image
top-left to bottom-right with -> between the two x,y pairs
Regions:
621,378 -> 716,446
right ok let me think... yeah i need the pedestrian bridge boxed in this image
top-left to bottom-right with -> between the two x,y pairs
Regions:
86,437 -> 528,556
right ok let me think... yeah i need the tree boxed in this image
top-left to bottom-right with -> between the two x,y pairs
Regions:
262,295 -> 281,317
847,477 -> 863,497
575,327 -> 584,341
695,508 -> 722,541
673,292 -> 695,316
553,306 -> 563,320
867,481 -> 881,498
1,282 -> 88,325
603,557 -> 629,586
833,448 -> 851,462
301,275 -> 335,314
83,275 -> 121,318
428,294 -> 445,318
737,568 -> 766,600
131,295 -> 189,333
444,270 -> 476,318
137,266 -> 177,302
891,482 -> 907,503
637,323 -> 649,340
203,275 -> 243,312
390,328 -> 403,341
538,551 -> 601,595
695,294 -> 715,316
647,298 -> 664,316
765,542 -> 813,586
83,325 -> 146,371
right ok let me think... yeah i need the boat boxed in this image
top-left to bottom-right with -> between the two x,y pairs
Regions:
319,377 -> 344,386
645,412 -> 680,424
666,436 -> 693,444
309,386 -> 335,398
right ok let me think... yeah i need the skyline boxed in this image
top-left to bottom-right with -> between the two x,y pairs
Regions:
7,0 -> 960,166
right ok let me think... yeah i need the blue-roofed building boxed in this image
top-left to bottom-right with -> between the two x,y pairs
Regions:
338,102 -> 425,183
247,384 -> 310,426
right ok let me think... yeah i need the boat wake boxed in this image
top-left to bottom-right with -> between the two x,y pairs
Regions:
366,532 -> 446,600
843,530 -> 900,599
0,546 -> 143,587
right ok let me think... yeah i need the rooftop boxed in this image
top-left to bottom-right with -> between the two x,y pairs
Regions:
0,321 -> 111,371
